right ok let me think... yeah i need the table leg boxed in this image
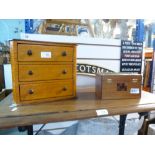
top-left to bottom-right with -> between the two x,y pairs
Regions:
138,112 -> 149,135
18,125 -> 33,135
26,125 -> 33,135
119,114 -> 127,135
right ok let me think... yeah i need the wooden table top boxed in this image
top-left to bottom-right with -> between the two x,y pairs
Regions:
1,90 -> 155,129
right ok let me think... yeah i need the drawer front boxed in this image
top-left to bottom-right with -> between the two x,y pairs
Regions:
18,44 -> 74,62
19,64 -> 73,81
20,80 -> 73,101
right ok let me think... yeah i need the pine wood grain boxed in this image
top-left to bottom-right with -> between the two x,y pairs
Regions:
20,80 -> 73,101
10,40 -> 76,104
19,64 -> 73,81
18,44 -> 74,62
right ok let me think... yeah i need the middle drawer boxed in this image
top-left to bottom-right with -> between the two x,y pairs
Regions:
19,64 -> 73,81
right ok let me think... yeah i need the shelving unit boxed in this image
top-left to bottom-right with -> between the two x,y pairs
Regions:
143,49 -> 153,92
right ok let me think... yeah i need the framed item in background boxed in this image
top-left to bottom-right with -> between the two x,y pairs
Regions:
120,40 -> 143,74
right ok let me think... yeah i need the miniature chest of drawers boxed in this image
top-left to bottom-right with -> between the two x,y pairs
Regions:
96,73 -> 142,100
10,40 -> 76,104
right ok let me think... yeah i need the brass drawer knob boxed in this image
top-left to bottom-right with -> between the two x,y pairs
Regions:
62,51 -> 67,56
28,70 -> 33,75
27,50 -> 32,56
28,89 -> 34,94
62,87 -> 67,91
62,70 -> 67,74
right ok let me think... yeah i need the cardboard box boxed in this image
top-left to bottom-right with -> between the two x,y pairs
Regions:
96,73 -> 142,100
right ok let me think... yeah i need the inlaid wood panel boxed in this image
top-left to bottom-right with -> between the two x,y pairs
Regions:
96,74 -> 142,100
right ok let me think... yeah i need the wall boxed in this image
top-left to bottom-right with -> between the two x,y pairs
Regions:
0,19 -> 25,43
0,20 -> 24,89
76,44 -> 120,89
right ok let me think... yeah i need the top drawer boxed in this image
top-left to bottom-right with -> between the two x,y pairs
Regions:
18,44 -> 74,62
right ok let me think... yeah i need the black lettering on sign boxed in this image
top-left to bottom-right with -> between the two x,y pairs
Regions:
77,63 -> 114,76
120,40 -> 143,74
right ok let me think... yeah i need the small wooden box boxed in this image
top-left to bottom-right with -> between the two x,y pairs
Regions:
96,73 -> 142,100
10,40 -> 76,104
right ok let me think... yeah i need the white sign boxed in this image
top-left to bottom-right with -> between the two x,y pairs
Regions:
41,51 -> 52,58
130,88 -> 140,94
96,109 -> 109,116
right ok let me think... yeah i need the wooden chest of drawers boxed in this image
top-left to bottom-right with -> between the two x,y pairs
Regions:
96,73 -> 142,100
10,40 -> 76,104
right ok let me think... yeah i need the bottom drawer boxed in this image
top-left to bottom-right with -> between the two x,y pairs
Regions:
20,80 -> 73,101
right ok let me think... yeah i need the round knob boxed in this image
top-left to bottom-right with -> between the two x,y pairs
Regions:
62,70 -> 67,74
62,87 -> 67,91
62,51 -> 67,56
28,89 -> 34,94
28,70 -> 33,75
27,50 -> 32,56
